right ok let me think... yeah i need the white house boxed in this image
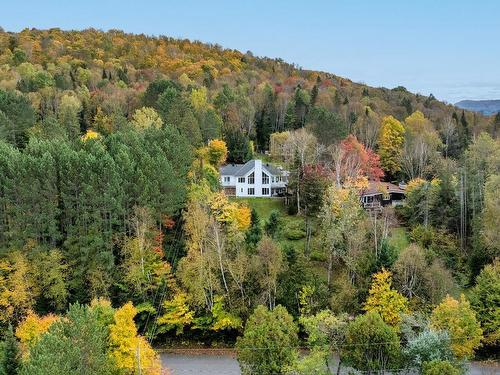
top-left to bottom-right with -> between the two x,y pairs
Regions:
220,159 -> 289,197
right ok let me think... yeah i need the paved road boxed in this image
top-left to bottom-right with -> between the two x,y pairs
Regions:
161,353 -> 499,375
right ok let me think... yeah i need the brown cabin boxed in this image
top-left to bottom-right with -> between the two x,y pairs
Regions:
360,181 -> 406,211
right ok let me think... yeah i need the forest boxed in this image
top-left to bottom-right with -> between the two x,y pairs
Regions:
0,28 -> 498,374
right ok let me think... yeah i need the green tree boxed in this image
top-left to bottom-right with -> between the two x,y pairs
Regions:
20,304 -> 115,375
236,305 -> 298,375
143,79 -> 180,108
31,249 -> 68,312
256,238 -> 284,310
245,209 -> 262,250
319,186 -> 366,286
299,310 -> 348,374
491,112 -> 500,138
156,293 -> 194,335
481,175 -> 500,256
307,106 -> 347,146
0,89 -> 35,148
458,110 -> 471,152
264,210 -> 281,238
0,325 -> 21,375
57,94 -> 81,139
225,129 -> 253,163
469,260 -> 500,346
422,360 -> 460,375
343,311 -> 401,373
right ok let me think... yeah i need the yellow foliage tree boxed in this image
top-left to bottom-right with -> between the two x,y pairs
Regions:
378,115 -> 405,175
430,294 -> 483,359
233,205 -> 251,231
93,106 -> 114,133
109,302 -> 161,375
209,192 -> 251,231
190,86 -> 209,112
81,129 -> 102,141
131,107 -> 163,130
364,268 -> 409,326
156,292 -> 194,335
0,252 -> 36,324
15,311 -> 59,356
207,139 -> 228,167
210,295 -> 242,331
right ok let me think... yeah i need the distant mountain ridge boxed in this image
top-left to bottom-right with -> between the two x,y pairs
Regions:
455,100 -> 500,115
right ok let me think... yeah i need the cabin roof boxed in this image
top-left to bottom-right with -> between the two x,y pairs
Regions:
361,181 -> 406,197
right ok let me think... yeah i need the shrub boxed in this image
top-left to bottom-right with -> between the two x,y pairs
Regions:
422,360 -> 460,375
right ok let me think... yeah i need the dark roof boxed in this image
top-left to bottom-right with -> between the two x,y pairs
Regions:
219,160 -> 254,177
263,163 -> 283,176
220,160 -> 286,177
361,181 -> 406,196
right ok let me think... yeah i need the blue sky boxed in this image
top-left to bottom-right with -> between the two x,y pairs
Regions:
1,0 -> 499,103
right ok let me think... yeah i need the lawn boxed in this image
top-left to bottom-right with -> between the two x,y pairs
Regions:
233,197 -> 311,252
387,227 -> 410,253
231,197 -> 287,221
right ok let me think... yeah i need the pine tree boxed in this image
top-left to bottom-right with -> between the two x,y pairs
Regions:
1,325 -> 21,375
310,84 -> 319,107
459,110 -> 471,151
265,211 -> 280,238
245,209 -> 262,250
491,112 -> 500,138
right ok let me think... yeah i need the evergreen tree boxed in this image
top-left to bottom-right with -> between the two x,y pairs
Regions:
310,84 -> 319,107
458,110 -> 471,151
264,211 -> 280,238
0,325 -> 21,375
245,208 -> 262,250
225,129 -> 253,163
20,304 -> 115,375
491,112 -> 500,138
255,86 -> 275,151
0,89 -> 36,148
401,97 -> 413,115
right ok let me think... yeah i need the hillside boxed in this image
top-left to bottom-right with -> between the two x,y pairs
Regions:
455,99 -> 500,115
0,27 -> 494,150
0,28 -> 499,372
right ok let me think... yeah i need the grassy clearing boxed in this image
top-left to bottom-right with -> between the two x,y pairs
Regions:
232,197 -> 287,221
388,227 -> 410,254
232,197 -> 308,251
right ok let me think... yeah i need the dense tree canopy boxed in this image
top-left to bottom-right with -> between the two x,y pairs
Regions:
0,27 -> 497,374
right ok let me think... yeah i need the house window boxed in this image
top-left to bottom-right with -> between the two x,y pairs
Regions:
248,188 -> 255,195
238,177 -> 245,183
262,188 -> 269,195
271,177 -> 275,183
223,176 -> 230,183
262,172 -> 269,184
248,172 -> 255,184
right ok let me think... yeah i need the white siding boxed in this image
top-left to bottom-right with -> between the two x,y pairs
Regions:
220,160 -> 288,198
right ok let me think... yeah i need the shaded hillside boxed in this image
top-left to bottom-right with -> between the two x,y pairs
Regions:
455,99 -> 500,115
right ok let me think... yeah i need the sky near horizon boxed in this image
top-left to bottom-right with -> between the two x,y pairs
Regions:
1,0 -> 499,103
